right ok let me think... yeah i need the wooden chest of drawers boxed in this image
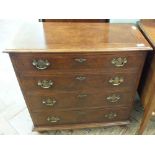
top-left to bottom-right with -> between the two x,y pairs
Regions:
137,20 -> 155,134
5,22 -> 152,131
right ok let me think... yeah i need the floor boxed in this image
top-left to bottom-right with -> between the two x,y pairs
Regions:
0,20 -> 155,135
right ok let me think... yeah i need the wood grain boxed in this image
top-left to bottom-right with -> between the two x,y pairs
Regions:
139,20 -> 155,49
139,70 -> 155,134
1,19 -> 155,134
138,20 -> 155,134
18,72 -> 140,92
33,121 -> 130,132
25,91 -> 134,112
31,106 -> 132,126
4,23 -> 152,53
7,21 -> 151,131
9,52 -> 146,75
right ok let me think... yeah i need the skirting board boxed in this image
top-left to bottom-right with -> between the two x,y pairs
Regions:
33,120 -> 130,132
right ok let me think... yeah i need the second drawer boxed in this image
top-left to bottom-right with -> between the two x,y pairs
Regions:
19,72 -> 138,92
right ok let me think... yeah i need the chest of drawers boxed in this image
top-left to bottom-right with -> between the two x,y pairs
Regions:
5,22 -> 152,131
137,20 -> 155,134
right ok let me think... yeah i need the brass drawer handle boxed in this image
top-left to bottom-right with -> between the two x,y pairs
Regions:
76,76 -> 86,81
107,94 -> 120,103
111,57 -> 127,67
77,94 -> 88,98
42,98 -> 56,106
38,80 -> 54,88
105,112 -> 117,119
47,116 -> 60,123
109,77 -> 124,86
74,58 -> 87,63
32,59 -> 50,70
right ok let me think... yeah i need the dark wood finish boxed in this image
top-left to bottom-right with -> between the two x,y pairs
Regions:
6,22 -> 152,131
138,20 -> 155,134
25,91 -> 134,112
31,107 -> 132,126
10,52 -> 146,75
18,72 -> 140,92
41,19 -> 109,23
33,121 -> 130,131
140,56 -> 155,108
138,52 -> 154,96
139,61 -> 155,134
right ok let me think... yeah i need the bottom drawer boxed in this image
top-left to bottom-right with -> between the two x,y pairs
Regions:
31,107 -> 132,126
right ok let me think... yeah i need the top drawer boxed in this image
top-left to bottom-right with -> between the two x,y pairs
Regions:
10,52 -> 146,75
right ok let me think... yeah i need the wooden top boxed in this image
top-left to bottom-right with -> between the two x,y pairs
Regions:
139,20 -> 155,50
5,22 -> 152,53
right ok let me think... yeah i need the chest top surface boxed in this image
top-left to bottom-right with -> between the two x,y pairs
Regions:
5,22 -> 152,53
139,20 -> 155,50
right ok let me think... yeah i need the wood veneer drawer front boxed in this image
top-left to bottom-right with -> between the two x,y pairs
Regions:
31,107 -> 131,126
19,72 -> 138,92
26,91 -> 134,111
10,52 -> 146,74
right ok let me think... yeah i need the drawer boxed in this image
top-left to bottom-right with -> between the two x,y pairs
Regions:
31,107 -> 132,126
10,52 -> 146,74
19,72 -> 138,92
26,91 -> 134,111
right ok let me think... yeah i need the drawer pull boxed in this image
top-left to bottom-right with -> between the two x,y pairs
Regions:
109,77 -> 124,86
32,59 -> 50,70
76,76 -> 86,81
74,58 -> 87,63
38,80 -> 54,88
107,94 -> 120,103
111,57 -> 127,67
42,98 -> 56,106
47,116 -> 60,123
77,94 -> 88,98
105,112 -> 117,119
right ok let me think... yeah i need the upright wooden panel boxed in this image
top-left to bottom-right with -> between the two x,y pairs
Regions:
138,20 -> 155,134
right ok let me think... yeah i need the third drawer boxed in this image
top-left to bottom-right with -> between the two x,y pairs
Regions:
25,91 -> 135,112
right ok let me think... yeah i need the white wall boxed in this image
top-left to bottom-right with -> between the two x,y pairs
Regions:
110,19 -> 139,24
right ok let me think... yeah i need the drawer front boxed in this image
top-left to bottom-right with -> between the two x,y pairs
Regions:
10,52 -> 146,74
19,72 -> 138,92
26,91 -> 134,111
31,107 -> 132,126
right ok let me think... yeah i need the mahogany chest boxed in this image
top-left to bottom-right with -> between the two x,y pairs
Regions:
138,20 -> 155,134
5,22 -> 152,131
